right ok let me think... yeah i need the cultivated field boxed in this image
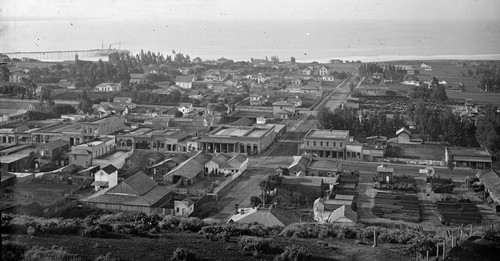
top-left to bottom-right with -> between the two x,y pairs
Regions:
447,91 -> 500,105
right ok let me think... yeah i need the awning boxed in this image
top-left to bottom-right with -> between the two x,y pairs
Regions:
91,180 -> 108,187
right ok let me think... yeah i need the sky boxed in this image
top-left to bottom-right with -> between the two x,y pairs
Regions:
1,0 -> 500,22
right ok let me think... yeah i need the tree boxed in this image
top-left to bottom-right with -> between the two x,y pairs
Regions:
0,66 -> 10,82
290,57 -> 296,64
78,91 -> 94,114
447,158 -> 455,172
467,68 -> 474,77
475,105 -> 500,158
431,84 -> 448,102
174,110 -> 183,118
250,196 -> 262,208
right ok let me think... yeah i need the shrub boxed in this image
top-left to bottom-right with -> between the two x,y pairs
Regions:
171,247 -> 197,261
80,224 -> 108,238
160,216 -> 182,230
178,217 -> 206,232
2,240 -> 27,261
94,253 -> 119,261
23,245 -> 83,261
238,236 -> 273,255
274,245 -> 309,261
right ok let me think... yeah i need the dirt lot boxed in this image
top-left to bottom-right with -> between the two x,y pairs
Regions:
203,167 -> 275,220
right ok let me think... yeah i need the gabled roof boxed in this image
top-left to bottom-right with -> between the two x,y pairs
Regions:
477,170 -> 500,204
229,208 -> 285,226
396,127 -> 411,136
288,156 -> 311,172
272,100 -> 295,106
175,75 -> 195,82
211,153 -> 232,166
231,117 -> 253,126
107,171 -> 156,196
227,154 -> 247,167
102,164 -> 118,174
165,151 -> 211,180
328,205 -> 357,223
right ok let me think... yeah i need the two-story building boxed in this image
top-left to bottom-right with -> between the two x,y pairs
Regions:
69,138 -> 116,168
300,129 -> 349,159
199,125 -> 276,155
80,116 -> 126,141
272,100 -> 296,120
249,94 -> 264,106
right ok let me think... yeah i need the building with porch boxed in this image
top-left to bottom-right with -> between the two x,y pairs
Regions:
115,127 -> 189,152
199,125 -> 276,155
163,151 -> 212,186
300,129 -> 349,159
204,153 -> 248,176
69,138 -> 116,168
445,147 -> 492,170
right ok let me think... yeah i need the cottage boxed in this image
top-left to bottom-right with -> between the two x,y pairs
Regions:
287,155 -> 312,176
174,198 -> 194,217
205,153 -> 248,176
130,73 -> 147,84
395,127 -> 423,144
178,103 -> 193,114
91,164 -> 118,191
377,164 -> 394,183
318,66 -> 329,76
175,75 -> 195,89
95,83 -> 121,92
313,200 -> 357,224
476,170 -> 500,212
228,207 -> 297,227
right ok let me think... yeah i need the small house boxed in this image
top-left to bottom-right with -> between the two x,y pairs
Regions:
175,75 -> 195,89
91,164 -> 118,191
178,103 -> 193,114
174,198 -> 194,217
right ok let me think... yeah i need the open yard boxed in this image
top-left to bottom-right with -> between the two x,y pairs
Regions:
446,91 -> 500,105
417,61 -> 483,92
386,143 -> 444,161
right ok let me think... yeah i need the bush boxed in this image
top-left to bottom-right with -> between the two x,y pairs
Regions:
238,236 -> 273,255
274,245 -> 309,261
171,247 -> 197,261
2,240 -> 27,261
23,245 -> 83,261
178,217 -> 206,232
94,253 -> 119,261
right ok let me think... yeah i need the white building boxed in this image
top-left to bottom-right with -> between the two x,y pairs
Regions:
205,153 -> 248,176
174,198 -> 194,217
91,164 -> 118,191
95,83 -> 121,92
178,103 -> 193,114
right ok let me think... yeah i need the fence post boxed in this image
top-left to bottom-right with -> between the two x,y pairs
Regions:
426,251 -> 429,261
442,241 -> 446,260
373,230 -> 377,247
436,243 -> 439,258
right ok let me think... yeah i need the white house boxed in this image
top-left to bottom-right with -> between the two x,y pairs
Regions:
178,103 -> 193,114
322,76 -> 335,81
174,198 -> 194,217
313,199 -> 357,225
205,153 -> 248,176
91,164 -> 118,191
318,66 -> 329,76
175,75 -> 195,89
95,83 -> 121,92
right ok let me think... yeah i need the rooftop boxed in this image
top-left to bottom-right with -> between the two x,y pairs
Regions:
305,129 -> 349,140
448,147 -> 491,158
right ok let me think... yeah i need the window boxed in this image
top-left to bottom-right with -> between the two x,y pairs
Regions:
340,142 -> 343,147
326,142 -> 329,147
306,141 -> 309,146
176,207 -> 179,213
313,141 -> 316,146
333,142 -> 336,147
320,141 -> 323,146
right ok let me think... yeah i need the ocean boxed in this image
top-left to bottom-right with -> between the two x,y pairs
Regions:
1,19 -> 500,62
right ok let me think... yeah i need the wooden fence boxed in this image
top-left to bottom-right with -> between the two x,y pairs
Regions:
415,222 -> 500,261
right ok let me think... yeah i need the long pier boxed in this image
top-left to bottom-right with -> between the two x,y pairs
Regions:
2,49 -> 129,61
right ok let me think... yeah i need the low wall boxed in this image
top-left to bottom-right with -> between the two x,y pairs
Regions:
385,157 -> 444,166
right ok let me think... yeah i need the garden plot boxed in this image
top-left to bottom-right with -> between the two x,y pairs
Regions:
373,192 -> 421,223
436,200 -> 482,225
